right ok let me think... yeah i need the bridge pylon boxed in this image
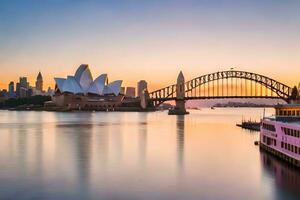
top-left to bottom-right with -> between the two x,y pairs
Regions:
168,71 -> 189,115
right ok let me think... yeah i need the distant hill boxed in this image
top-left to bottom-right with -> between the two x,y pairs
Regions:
186,99 -> 286,108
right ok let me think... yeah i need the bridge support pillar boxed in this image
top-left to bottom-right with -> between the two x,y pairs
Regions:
169,71 -> 189,115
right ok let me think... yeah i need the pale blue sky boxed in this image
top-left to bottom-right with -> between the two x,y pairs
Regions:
0,0 -> 300,89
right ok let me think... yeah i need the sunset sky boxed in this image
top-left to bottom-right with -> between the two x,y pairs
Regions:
0,0 -> 300,91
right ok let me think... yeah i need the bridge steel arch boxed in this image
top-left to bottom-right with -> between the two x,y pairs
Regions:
149,70 -> 292,106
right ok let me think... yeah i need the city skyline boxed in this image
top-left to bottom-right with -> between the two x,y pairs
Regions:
1,1 -> 300,90
1,2 -> 300,200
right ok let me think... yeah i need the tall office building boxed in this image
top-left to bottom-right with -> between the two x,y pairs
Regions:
20,87 -> 27,98
35,72 -> 43,92
16,83 -> 20,97
18,77 -> 29,98
8,81 -> 14,98
19,77 -> 28,89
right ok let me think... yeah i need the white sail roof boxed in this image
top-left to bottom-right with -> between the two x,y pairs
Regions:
103,80 -> 122,96
54,78 -> 66,92
87,74 -> 108,95
62,76 -> 84,94
53,64 -> 122,96
74,64 -> 93,93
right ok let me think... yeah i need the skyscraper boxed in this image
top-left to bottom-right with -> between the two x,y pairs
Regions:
19,77 -> 28,89
18,77 -> 29,98
8,81 -> 14,98
36,72 -> 43,92
16,83 -> 20,97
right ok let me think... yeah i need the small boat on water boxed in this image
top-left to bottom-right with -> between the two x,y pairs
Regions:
236,120 -> 261,131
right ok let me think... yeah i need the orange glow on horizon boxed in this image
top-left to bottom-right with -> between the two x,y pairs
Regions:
0,67 -> 299,93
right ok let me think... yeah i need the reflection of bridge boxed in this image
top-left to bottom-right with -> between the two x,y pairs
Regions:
148,70 -> 297,114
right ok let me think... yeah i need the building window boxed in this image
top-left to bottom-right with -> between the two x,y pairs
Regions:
283,128 -> 300,138
281,142 -> 284,148
263,136 -> 266,143
262,123 -> 276,132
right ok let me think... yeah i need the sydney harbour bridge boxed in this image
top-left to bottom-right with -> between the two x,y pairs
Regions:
148,70 -> 298,115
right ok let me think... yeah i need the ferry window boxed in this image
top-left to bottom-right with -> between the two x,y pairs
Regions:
263,123 -> 276,132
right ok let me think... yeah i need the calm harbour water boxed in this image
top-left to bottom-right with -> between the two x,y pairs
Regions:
0,108 -> 299,200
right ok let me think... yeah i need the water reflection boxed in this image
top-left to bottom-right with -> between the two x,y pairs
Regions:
55,112 -> 93,198
176,115 -> 185,173
260,149 -> 300,199
138,113 -> 148,166
1,109 -> 300,200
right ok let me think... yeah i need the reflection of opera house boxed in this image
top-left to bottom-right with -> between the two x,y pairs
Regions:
46,64 -> 146,111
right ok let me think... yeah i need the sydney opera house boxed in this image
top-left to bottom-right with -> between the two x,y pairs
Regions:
47,64 -> 128,110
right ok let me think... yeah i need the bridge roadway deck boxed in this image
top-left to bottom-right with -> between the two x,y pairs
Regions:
150,96 -> 283,102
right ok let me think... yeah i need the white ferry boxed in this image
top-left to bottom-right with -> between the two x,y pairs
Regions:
260,104 -> 300,167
